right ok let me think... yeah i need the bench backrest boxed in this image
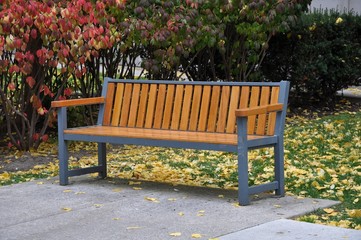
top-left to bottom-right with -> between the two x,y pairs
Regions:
99,78 -> 289,136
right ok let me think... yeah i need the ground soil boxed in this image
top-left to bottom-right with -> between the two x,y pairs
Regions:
0,99 -> 360,174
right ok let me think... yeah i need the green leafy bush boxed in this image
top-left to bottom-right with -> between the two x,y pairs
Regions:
181,0 -> 311,82
261,10 -> 361,104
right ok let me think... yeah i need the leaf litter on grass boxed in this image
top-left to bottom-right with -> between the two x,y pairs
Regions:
0,111 -> 360,229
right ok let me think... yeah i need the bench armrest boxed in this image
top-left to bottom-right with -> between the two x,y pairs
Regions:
51,97 -> 105,108
235,103 -> 284,117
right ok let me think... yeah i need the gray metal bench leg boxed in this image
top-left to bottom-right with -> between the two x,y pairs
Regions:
58,107 -> 69,185
238,144 -> 250,205
98,143 -> 107,178
274,137 -> 285,196
237,117 -> 250,206
59,139 -> 69,185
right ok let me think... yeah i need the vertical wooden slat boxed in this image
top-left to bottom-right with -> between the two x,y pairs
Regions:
110,83 -> 125,126
161,85 -> 175,129
207,86 -> 221,132
127,84 -> 141,127
188,85 -> 202,131
153,84 -> 167,129
136,84 -> 149,128
256,87 -> 270,135
179,85 -> 194,130
239,86 -> 250,108
226,86 -> 240,133
198,86 -> 212,131
216,86 -> 231,133
144,84 -> 158,128
248,86 -> 260,134
170,85 -> 184,130
119,83 -> 133,127
103,83 -> 116,126
267,87 -> 280,135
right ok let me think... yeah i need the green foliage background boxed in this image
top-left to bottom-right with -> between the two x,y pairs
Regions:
261,10 -> 361,104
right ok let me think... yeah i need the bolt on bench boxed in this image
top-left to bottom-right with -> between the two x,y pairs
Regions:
51,78 -> 290,205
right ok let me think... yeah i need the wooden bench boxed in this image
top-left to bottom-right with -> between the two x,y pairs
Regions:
51,78 -> 290,205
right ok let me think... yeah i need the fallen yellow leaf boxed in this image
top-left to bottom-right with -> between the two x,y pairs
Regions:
346,209 -> 361,218
75,191 -> 86,194
323,208 -> 335,214
33,164 -> 46,169
232,202 -> 241,208
169,232 -> 182,237
63,189 -> 73,193
62,207 -> 72,212
126,226 -> 142,230
0,172 -> 11,180
129,181 -> 142,185
197,210 -> 205,216
133,187 -> 142,190
191,233 -> 202,238
112,188 -> 122,192
145,197 -> 160,203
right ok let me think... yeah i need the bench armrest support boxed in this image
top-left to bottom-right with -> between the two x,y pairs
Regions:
235,103 -> 283,117
51,97 -> 105,108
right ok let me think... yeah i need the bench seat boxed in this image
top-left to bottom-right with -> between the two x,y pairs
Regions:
64,126 -> 278,149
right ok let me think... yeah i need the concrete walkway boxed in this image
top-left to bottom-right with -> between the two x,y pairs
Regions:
337,86 -> 361,102
0,176 -> 359,240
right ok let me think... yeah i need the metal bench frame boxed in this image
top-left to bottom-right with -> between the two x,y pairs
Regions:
52,78 -> 290,205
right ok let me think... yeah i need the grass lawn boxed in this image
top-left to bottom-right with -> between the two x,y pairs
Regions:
0,110 -> 360,229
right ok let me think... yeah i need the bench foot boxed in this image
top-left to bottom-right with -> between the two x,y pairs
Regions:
238,192 -> 250,206
59,179 -> 69,186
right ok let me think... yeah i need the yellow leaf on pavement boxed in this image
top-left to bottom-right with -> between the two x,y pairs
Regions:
62,207 -> 72,212
169,232 -> 182,237
191,233 -> 202,238
126,226 -> 142,230
197,210 -> 205,216
112,188 -> 122,192
232,203 -> 240,208
145,197 -> 160,203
